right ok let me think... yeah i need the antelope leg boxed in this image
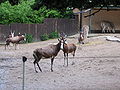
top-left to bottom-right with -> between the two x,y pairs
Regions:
51,57 -> 54,72
64,52 -> 66,66
67,53 -> 68,66
33,62 -> 38,73
37,63 -> 42,72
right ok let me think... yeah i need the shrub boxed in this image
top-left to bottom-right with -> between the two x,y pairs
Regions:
49,31 -> 59,39
25,34 -> 33,43
40,31 -> 59,41
40,34 -> 49,41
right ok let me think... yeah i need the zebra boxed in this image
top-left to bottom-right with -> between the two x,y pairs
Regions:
101,20 -> 115,33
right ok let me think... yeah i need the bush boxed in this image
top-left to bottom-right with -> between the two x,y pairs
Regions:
25,34 -> 33,43
49,31 -> 59,39
40,34 -> 49,41
40,31 -> 59,41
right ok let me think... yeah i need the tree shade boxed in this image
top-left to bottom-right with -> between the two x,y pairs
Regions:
0,0 -> 20,5
32,0 -> 120,10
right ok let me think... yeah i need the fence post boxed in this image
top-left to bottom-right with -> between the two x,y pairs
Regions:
22,56 -> 27,90
35,24 -> 38,41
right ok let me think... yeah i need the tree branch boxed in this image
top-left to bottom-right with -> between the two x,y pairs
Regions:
84,6 -> 103,18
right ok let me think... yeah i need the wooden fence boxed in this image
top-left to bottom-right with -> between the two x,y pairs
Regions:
0,18 -> 78,42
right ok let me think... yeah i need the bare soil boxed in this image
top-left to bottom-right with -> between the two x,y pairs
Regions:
1,34 -> 120,90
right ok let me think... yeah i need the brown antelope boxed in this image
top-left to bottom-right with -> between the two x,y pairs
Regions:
78,31 -> 84,44
33,38 -> 62,73
60,36 -> 77,66
5,34 -> 25,50
78,25 -> 89,44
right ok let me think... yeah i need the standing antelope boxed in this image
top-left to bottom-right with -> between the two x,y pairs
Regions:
78,25 -> 89,44
8,31 -> 15,38
78,31 -> 84,44
82,25 -> 89,39
5,34 -> 25,50
101,20 -> 115,33
60,36 -> 77,66
33,38 -> 62,72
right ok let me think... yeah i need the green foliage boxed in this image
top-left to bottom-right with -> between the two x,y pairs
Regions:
1,0 -> 120,24
45,10 -> 62,18
62,8 -> 73,18
0,0 -> 73,24
40,34 -> 49,41
37,6 -> 62,18
25,34 -> 33,43
49,31 -> 59,39
0,1 -> 65,24
40,31 -> 59,41
0,1 -> 35,24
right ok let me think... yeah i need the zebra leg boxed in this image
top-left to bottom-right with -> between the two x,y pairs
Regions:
102,27 -> 106,33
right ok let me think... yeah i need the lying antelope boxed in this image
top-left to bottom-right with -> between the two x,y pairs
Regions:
60,37 -> 77,66
5,34 -> 25,50
33,38 -> 62,72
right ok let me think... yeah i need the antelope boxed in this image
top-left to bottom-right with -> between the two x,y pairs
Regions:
6,31 -> 15,47
33,38 -> 62,72
5,34 -> 25,50
82,25 -> 89,39
78,31 -> 84,44
101,20 -> 115,33
60,36 -> 77,66
8,31 -> 15,38
78,25 -> 89,44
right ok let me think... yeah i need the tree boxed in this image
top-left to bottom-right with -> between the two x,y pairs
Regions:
0,1 -> 64,24
32,0 -> 120,10
0,0 -> 20,5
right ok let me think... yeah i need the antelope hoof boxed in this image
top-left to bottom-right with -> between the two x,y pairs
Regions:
63,65 -> 67,67
63,64 -> 65,67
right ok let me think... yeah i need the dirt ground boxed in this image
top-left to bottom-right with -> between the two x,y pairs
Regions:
1,34 -> 120,90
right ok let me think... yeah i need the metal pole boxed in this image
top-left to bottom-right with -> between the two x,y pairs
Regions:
80,8 -> 83,32
89,9 -> 92,33
22,56 -> 27,90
